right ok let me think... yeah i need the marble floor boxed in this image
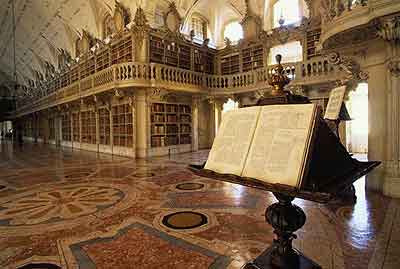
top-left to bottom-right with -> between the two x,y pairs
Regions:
0,141 -> 399,269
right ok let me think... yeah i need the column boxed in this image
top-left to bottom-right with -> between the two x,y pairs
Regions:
95,105 -> 100,152
208,98 -> 224,145
192,96 -> 199,152
135,89 -> 148,158
366,62 -> 387,192
365,38 -> 400,197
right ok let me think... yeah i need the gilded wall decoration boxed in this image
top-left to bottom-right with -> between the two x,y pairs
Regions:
164,2 -> 182,34
114,1 -> 130,33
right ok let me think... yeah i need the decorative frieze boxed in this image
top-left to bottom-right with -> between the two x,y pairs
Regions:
377,16 -> 400,43
388,60 -> 400,77
326,52 -> 368,83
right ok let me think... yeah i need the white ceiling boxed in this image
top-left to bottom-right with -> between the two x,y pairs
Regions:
0,0 -> 306,93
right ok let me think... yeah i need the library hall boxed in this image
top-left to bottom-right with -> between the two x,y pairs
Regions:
0,0 -> 400,268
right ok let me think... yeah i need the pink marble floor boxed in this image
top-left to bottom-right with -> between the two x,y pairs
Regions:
0,141 -> 399,269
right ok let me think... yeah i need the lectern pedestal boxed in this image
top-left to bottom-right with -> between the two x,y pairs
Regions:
243,193 -> 321,269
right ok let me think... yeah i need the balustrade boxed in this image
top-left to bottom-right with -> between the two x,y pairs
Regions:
17,56 -> 344,114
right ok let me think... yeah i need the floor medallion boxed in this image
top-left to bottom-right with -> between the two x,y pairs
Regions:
162,211 -> 208,230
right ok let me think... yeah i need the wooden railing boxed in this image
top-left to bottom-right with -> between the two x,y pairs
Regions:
15,58 -> 344,116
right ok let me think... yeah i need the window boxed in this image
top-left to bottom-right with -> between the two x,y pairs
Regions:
223,21 -> 243,43
269,41 -> 303,64
273,0 -> 300,28
191,16 -> 207,40
223,99 -> 239,113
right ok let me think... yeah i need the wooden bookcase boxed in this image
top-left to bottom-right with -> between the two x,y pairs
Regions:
164,41 -> 179,67
149,34 -> 215,72
61,73 -> 69,88
220,53 -> 240,75
49,118 -> 55,140
96,48 -> 110,72
242,44 -> 264,72
81,110 -> 96,144
194,48 -> 216,74
150,102 -> 192,148
80,57 -> 95,79
306,29 -> 321,59
99,108 -> 110,145
111,36 -> 133,65
149,35 -> 164,64
112,104 -> 133,147
70,66 -> 79,83
178,44 -> 191,70
72,113 -> 80,142
62,114 -> 71,141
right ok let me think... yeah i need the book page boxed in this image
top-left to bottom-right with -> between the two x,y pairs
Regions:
324,86 -> 346,120
242,104 -> 317,187
205,106 -> 261,176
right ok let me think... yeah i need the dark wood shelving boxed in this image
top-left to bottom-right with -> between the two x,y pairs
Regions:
150,102 -> 192,147
62,114 -> 71,141
112,104 -> 133,147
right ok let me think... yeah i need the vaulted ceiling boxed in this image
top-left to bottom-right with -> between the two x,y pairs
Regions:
0,0 -> 308,94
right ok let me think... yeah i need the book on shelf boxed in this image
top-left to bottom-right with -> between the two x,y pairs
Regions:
324,86 -> 346,120
205,104 -> 319,188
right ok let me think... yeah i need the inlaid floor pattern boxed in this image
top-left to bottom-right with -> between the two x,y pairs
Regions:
0,141 -> 399,269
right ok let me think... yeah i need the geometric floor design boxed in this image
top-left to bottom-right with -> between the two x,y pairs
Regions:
0,141 -> 399,269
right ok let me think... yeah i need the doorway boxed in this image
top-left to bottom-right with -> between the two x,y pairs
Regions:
345,83 -> 368,156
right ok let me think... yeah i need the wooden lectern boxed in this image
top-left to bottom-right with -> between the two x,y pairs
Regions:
189,55 -> 380,269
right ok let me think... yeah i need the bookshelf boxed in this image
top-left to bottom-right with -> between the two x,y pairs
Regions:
80,57 -> 95,79
61,73 -> 69,88
96,48 -> 110,72
150,102 -> 192,147
81,111 -> 96,144
72,113 -> 80,142
62,114 -> 71,141
220,53 -> 240,75
242,44 -> 264,72
178,44 -> 191,70
306,28 -> 321,59
49,118 -> 55,140
70,66 -> 79,83
149,35 -> 164,64
99,108 -> 110,145
164,41 -> 179,67
38,118 -> 45,140
149,34 -> 215,72
112,104 -> 133,147
111,36 -> 133,65
194,48 -> 216,74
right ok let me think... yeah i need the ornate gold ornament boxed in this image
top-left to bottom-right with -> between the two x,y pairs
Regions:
164,2 -> 182,34
268,54 -> 291,96
114,1 -> 130,33
131,7 -> 150,49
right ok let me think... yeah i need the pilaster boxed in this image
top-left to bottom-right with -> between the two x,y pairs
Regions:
135,89 -> 148,158
192,96 -> 200,151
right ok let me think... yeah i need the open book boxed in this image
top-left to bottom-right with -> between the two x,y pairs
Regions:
324,86 -> 346,120
205,104 -> 319,188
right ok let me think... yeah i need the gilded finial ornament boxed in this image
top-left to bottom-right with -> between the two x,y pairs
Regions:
268,54 -> 290,96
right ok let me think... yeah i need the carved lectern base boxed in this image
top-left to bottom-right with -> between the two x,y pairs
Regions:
243,248 -> 321,269
242,193 -> 321,269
